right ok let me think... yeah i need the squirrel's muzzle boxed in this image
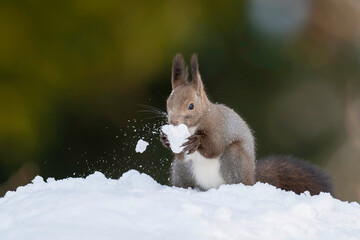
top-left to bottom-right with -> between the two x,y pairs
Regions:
169,119 -> 179,126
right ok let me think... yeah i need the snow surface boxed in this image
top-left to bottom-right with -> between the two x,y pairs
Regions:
1,171 -> 360,240
161,124 -> 190,153
135,139 -> 149,153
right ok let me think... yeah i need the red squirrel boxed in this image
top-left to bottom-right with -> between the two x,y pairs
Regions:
160,54 -> 332,195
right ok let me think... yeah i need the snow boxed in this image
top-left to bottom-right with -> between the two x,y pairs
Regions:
161,124 -> 191,153
135,139 -> 149,153
1,171 -> 360,240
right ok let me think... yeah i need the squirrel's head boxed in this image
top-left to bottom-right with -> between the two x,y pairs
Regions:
166,54 -> 210,127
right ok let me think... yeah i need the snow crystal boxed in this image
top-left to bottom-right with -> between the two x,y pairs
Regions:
135,139 -> 149,153
0,170 -> 360,240
161,124 -> 190,153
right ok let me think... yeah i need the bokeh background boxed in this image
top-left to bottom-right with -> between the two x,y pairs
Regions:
1,0 -> 360,202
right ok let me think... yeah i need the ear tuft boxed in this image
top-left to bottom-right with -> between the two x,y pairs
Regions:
171,54 -> 188,89
190,53 -> 203,94
191,53 -> 199,79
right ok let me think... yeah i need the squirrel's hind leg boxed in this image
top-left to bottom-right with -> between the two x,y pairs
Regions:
220,141 -> 256,186
170,158 -> 196,189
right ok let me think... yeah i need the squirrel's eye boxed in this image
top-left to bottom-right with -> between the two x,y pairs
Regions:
188,103 -> 194,110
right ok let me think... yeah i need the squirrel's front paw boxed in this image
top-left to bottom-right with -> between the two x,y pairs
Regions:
160,133 -> 171,149
181,132 -> 203,154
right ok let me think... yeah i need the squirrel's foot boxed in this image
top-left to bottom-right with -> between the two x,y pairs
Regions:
182,132 -> 203,154
160,133 -> 171,149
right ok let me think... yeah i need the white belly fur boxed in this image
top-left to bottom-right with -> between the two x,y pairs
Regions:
184,151 -> 224,190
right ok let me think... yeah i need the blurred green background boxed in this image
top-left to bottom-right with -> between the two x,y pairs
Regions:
1,0 -> 360,202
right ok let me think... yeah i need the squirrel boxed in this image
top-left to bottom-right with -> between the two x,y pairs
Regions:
160,54 -> 332,195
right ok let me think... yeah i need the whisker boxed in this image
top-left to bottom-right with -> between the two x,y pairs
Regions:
137,104 -> 168,120
139,110 -> 167,118
142,116 -> 166,121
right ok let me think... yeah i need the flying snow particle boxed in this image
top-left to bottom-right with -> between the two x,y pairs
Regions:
135,139 -> 149,153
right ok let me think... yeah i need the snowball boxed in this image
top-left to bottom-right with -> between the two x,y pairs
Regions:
135,139 -> 149,153
161,124 -> 191,153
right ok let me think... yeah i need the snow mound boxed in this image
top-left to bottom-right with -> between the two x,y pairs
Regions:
1,171 -> 360,240
161,124 -> 190,153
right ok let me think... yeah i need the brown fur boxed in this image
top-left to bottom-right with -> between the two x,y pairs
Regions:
171,54 -> 188,89
221,140 -> 255,185
256,156 -> 332,195
171,101 -> 227,160
189,105 -> 226,158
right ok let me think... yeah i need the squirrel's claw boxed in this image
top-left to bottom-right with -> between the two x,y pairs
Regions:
182,134 -> 201,154
160,133 -> 171,149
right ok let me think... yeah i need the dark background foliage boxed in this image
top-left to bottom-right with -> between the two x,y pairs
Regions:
1,0 -> 360,202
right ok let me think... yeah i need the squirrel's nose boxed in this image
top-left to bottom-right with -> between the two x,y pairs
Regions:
170,119 -> 179,126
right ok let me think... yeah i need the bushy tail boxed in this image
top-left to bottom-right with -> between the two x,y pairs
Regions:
255,155 -> 332,195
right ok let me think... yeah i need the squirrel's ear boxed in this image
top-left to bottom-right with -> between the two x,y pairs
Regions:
191,53 -> 203,93
171,54 -> 188,90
